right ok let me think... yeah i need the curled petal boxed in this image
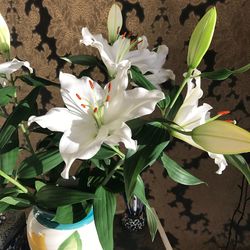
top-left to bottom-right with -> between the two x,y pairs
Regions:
208,152 -> 227,174
28,108 -> 77,132
0,58 -> 33,78
105,123 -> 137,151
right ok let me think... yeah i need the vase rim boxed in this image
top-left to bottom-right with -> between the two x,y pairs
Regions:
33,206 -> 94,230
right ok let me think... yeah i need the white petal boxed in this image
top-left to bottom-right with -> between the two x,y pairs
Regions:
104,86 -> 164,124
0,14 -> 10,50
59,71 -> 105,117
59,120 -> 108,179
126,44 -> 169,74
28,108 -> 77,132
0,58 -> 33,77
81,27 -> 117,76
208,152 -> 228,174
104,123 -> 137,151
137,36 -> 149,50
145,69 -> 175,87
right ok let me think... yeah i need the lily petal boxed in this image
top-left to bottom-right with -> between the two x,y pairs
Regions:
105,123 -> 137,151
59,120 -> 107,179
208,152 -> 227,174
28,108 -> 77,132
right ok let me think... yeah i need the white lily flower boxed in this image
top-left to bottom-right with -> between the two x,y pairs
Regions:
81,27 -> 174,87
28,61 -> 164,179
172,69 -> 227,174
0,58 -> 33,86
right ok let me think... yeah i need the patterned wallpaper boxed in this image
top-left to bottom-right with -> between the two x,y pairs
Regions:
0,0 -> 249,249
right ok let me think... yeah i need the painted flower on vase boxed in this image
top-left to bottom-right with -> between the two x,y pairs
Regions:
172,69 -> 228,174
80,4 -> 174,87
28,61 -> 164,179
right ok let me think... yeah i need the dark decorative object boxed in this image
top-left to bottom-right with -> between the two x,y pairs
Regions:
122,195 -> 146,232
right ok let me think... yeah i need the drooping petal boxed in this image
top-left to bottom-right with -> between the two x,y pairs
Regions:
0,58 -> 33,79
59,71 -> 105,117
59,120 -> 108,178
28,108 -> 77,132
104,123 -> 137,151
208,152 -> 227,174
81,27 -> 117,76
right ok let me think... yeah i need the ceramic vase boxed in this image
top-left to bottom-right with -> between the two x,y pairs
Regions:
26,207 -> 103,250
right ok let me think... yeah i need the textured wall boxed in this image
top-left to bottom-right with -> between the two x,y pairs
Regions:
1,0 -> 250,249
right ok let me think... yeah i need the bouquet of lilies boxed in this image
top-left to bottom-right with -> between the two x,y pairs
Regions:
0,3 -> 250,249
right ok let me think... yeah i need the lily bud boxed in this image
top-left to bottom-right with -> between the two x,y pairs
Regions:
107,3 -> 123,44
192,120 -> 250,154
0,14 -> 10,56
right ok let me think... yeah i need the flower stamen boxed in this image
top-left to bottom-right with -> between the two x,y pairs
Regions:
89,79 -> 95,89
76,93 -> 82,100
217,110 -> 230,116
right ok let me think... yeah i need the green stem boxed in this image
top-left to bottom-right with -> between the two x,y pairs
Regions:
102,159 -> 123,186
19,123 -> 35,155
165,68 -> 193,118
0,170 -> 28,193
109,145 -> 125,159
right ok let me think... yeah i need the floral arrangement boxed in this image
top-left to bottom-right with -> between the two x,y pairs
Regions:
0,3 -> 250,250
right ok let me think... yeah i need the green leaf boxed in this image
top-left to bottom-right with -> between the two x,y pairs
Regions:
35,185 -> 95,209
134,176 -> 158,241
92,144 -> 116,160
187,7 -> 217,69
0,87 -> 40,150
0,196 -> 30,206
35,180 -> 46,192
0,86 -> 16,106
19,74 -> 59,87
62,55 -> 105,70
94,186 -> 116,250
58,231 -> 82,250
201,63 -> 250,80
161,153 -> 205,185
124,122 -> 170,200
224,154 -> 250,184
17,148 -> 63,178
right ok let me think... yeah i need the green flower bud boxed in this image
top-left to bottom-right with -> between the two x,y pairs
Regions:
107,4 -> 122,44
0,14 -> 10,56
187,7 -> 217,70
192,120 -> 250,154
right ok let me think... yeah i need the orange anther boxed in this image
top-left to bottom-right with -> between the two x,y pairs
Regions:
106,95 -> 111,102
108,82 -> 112,92
93,107 -> 98,113
89,80 -> 94,89
76,93 -> 82,100
81,104 -> 86,108
122,32 -> 127,39
225,119 -> 234,123
218,110 -> 230,116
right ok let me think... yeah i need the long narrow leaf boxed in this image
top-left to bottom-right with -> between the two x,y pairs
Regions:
161,153 -> 205,185
94,186 -> 116,250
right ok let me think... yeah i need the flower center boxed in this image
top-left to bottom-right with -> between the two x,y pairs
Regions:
75,81 -> 112,128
